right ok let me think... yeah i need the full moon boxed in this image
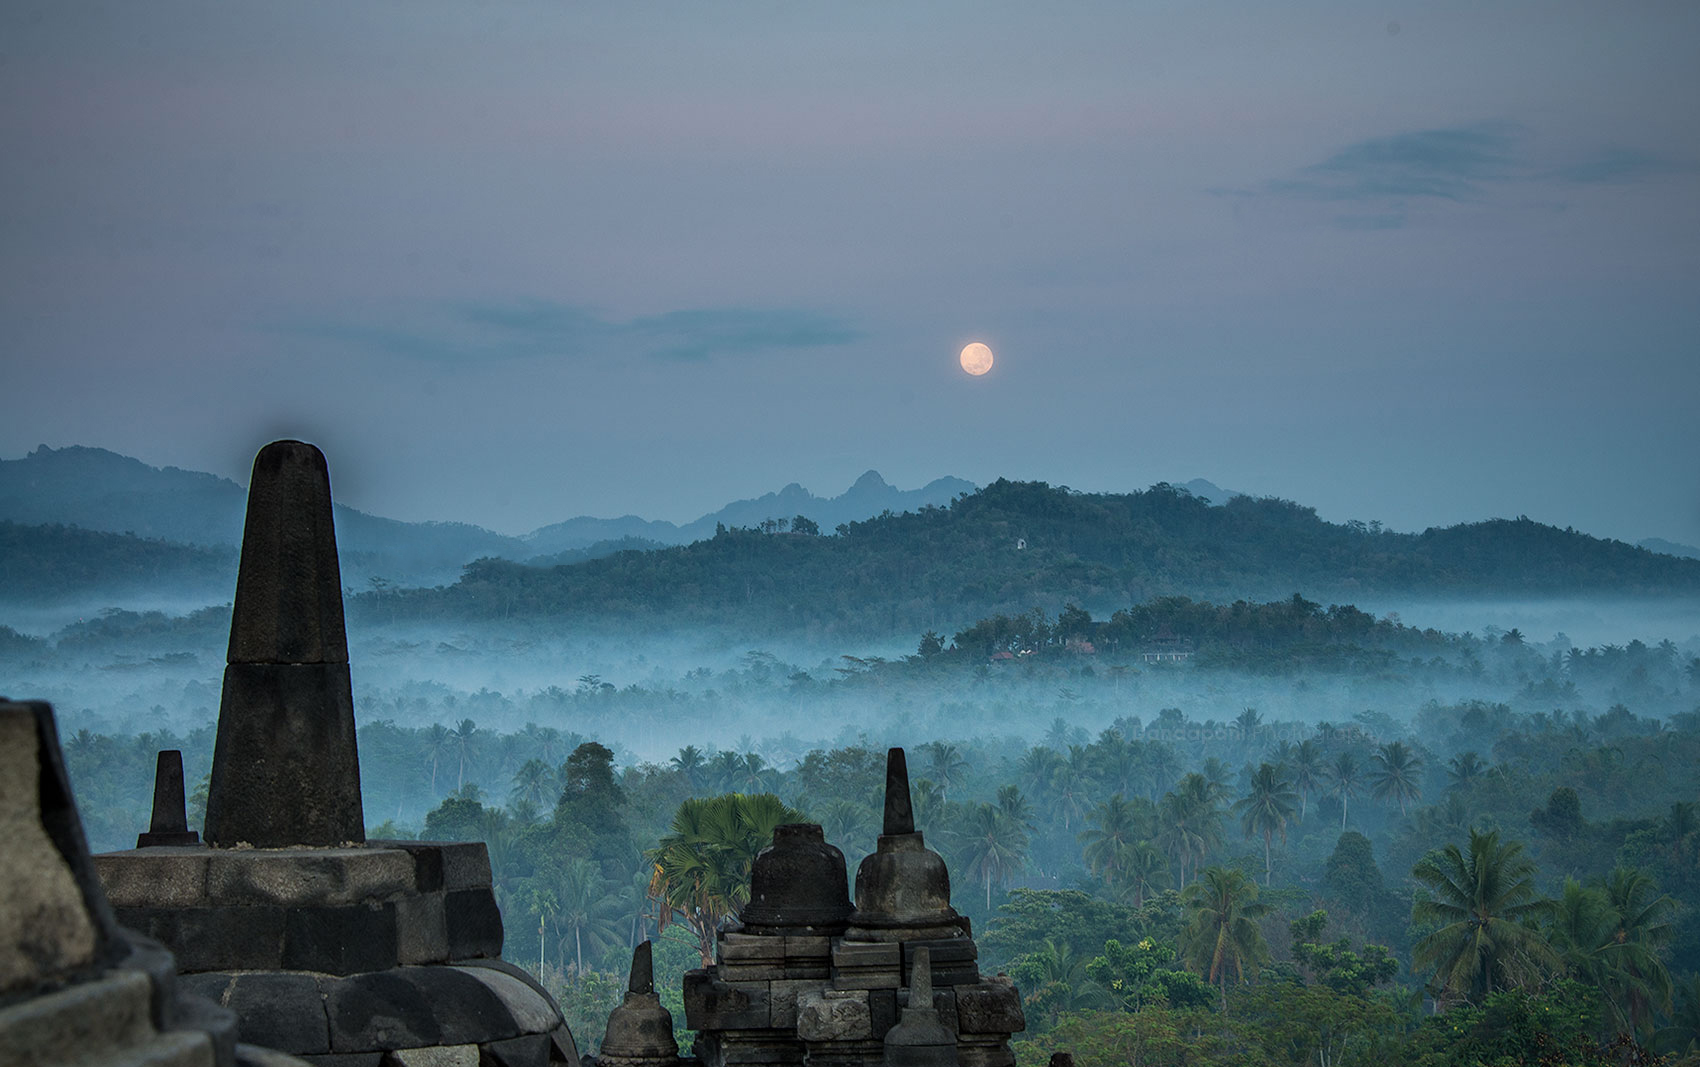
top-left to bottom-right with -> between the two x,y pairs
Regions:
960,342 -> 994,376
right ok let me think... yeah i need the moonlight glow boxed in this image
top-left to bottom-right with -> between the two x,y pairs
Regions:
960,342 -> 994,376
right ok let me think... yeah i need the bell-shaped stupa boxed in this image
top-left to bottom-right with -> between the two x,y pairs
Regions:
596,942 -> 680,1067
844,749 -> 969,945
739,823 -> 853,937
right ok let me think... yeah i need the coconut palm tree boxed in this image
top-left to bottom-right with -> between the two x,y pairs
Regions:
1410,828 -> 1559,1005
508,758 -> 559,810
450,718 -> 480,792
1369,741 -> 1424,816
958,802 -> 1030,910
556,859 -> 623,976
1181,866 -> 1270,1010
1078,794 -> 1149,887
1330,752 -> 1363,831
1110,841 -> 1169,909
924,742 -> 970,802
420,723 -> 453,796
1158,773 -> 1222,888
1233,763 -> 1299,885
1446,751 -> 1489,792
670,745 -> 707,790
1290,739 -> 1326,822
1598,865 -> 1677,1036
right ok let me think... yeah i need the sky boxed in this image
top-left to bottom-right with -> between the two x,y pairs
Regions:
3,1 -> 1697,544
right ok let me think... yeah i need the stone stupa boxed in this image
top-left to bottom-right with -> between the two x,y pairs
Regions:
92,440 -> 579,1067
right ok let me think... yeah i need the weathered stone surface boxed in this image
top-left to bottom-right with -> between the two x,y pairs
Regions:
385,1045 -> 479,1067
598,941 -> 678,1067
0,708 -> 97,994
450,958 -> 560,1014
294,1053 -> 382,1067
237,1043 -> 319,1067
953,981 -> 1024,1036
482,1033 -> 552,1067
444,888 -> 504,960
547,1023 -> 581,1066
882,948 -> 957,1067
227,972 -> 330,1055
767,980 -> 818,1030
225,440 -> 349,667
282,903 -> 400,975
206,849 -> 416,908
0,968 -> 155,1063
204,662 -> 364,849
98,848 -> 214,910
398,967 -> 519,1045
683,970 -> 771,1030
882,749 -> 915,836
325,970 -> 442,1052
795,990 -> 872,1042
140,749 -> 201,848
720,962 -> 823,983
738,825 -> 852,936
450,966 -> 559,1036
691,1030 -> 802,1067
118,905 -> 287,973
718,933 -> 785,962
396,891 -> 448,965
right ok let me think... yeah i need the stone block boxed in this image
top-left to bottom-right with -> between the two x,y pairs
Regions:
386,1045 -> 480,1067
0,709 -> 98,995
547,1023 -> 580,1066
96,849 -> 214,910
956,1036 -> 1016,1067
832,942 -> 899,968
368,842 -> 445,893
396,892 -> 449,965
896,988 -> 956,1034
451,965 -> 561,1035
767,979 -> 820,1029
796,989 -> 873,1042
452,958 -> 559,1012
183,972 -> 237,1006
954,981 -> 1024,1035
206,848 -> 415,907
482,1033 -> 552,1067
120,906 -> 286,973
325,970 -> 442,1052
695,1030 -> 802,1067
866,989 -> 898,1037
717,933 -> 785,961
683,970 -> 770,1030
436,843 -> 495,892
827,970 -> 899,991
204,661 -> 364,849
400,967 -> 519,1045
782,936 -> 831,959
720,962 -> 818,983
445,888 -> 504,960
0,969 -> 154,1065
228,972 -> 331,1055
294,1054 -> 383,1067
283,903 -> 400,975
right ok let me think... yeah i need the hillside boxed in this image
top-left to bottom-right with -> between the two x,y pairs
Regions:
363,480 -> 1700,637
0,521 -> 234,602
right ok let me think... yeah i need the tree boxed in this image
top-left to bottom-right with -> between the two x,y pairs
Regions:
451,718 -> 480,792
556,858 -> 623,976
1180,865 -> 1270,1009
669,745 -> 706,790
1368,740 -> 1423,816
648,793 -> 805,966
420,722 -> 452,795
1410,828 -> 1559,1005
1158,773 -> 1222,887
1329,752 -> 1363,831
1290,739 -> 1325,822
1078,794 -> 1148,888
790,514 -> 820,536
509,758 -> 559,810
1233,763 -> 1299,885
1446,751 -> 1489,791
1597,865 -> 1676,1037
924,742 -> 969,801
957,803 -> 1030,910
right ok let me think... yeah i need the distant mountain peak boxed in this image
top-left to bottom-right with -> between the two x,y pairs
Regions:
849,470 -> 890,492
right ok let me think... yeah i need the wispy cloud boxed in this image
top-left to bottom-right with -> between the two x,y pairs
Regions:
276,300 -> 863,363
1267,122 -> 1524,204
1224,122 -> 1689,230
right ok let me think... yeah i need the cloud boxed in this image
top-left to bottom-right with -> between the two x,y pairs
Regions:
1265,122 -> 1524,204
1548,147 -> 1687,185
276,301 -> 863,364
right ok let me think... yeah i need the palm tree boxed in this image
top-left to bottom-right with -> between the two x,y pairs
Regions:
649,792 -> 806,966
1410,828 -> 1559,1005
958,803 -> 1030,910
1078,794 -> 1149,887
815,799 -> 877,856
1233,763 -> 1299,885
420,723 -> 453,796
556,859 -> 623,975
1330,752 -> 1363,831
1654,975 -> 1700,1057
1369,741 -> 1424,816
1290,740 -> 1325,822
509,758 -> 559,810
1598,865 -> 1676,1036
1446,751 -> 1489,792
451,718 -> 480,792
1015,939 -> 1111,1026
1158,773 -> 1222,888
1181,866 -> 1270,1010
1110,841 -> 1169,909
924,742 -> 970,801
670,745 -> 706,790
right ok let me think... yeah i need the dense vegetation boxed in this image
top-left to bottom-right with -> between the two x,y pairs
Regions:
0,521 -> 234,601
50,597 -> 1700,1066
363,480 -> 1700,638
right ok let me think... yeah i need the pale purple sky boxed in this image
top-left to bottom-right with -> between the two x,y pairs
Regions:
3,2 -> 1696,543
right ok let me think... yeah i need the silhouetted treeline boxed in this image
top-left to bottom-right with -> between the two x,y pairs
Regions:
0,520 -> 234,600
360,481 -> 1700,637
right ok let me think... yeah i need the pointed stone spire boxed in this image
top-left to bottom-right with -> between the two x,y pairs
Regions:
883,947 -> 958,1067
599,939 -> 680,1067
884,747 -> 915,837
137,749 -> 199,847
203,441 -> 364,848
629,939 -> 653,994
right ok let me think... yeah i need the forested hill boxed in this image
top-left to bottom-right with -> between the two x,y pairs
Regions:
365,480 -> 1700,636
